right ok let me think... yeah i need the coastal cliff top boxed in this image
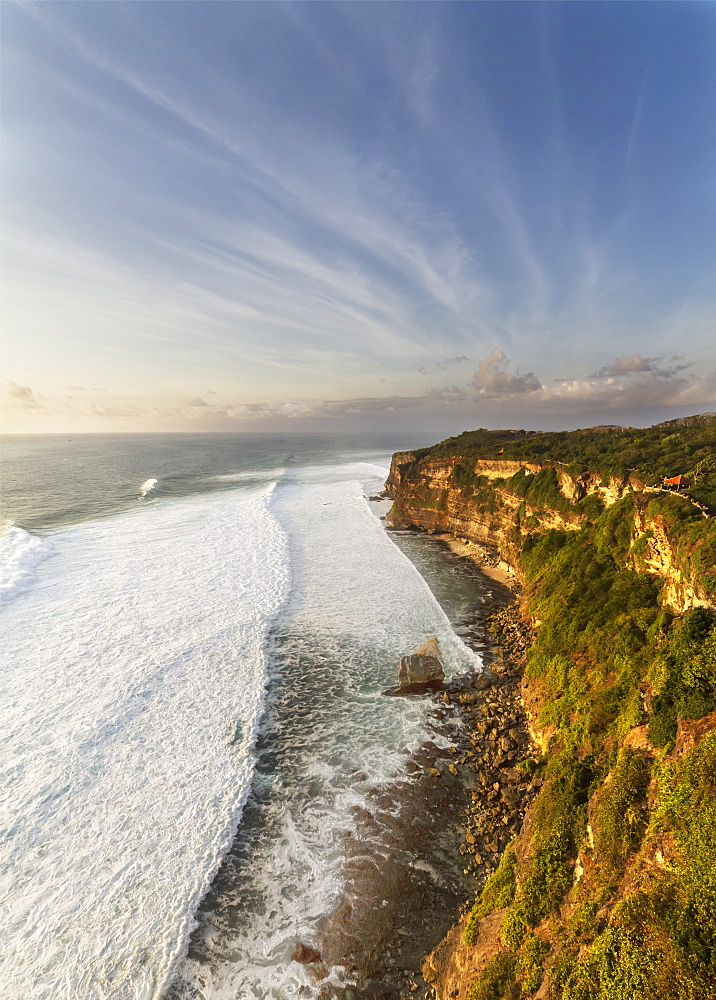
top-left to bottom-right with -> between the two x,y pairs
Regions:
397,412 -> 716,509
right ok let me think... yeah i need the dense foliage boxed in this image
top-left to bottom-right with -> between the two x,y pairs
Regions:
390,415 -> 715,996
464,848 -> 517,945
420,412 -> 716,510
403,418 -> 716,998
459,492 -> 716,996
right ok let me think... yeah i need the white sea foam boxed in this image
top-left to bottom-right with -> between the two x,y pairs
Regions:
139,477 -> 158,496
0,486 -> 289,1000
3,456 -> 482,1000
208,467 -> 286,484
173,473 -> 481,999
286,460 -> 391,485
0,525 -> 54,605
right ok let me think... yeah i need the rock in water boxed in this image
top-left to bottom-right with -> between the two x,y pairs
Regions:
397,637 -> 445,690
291,943 -> 323,965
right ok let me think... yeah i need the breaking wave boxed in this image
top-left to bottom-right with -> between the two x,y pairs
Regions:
1,486 -> 290,999
139,477 -> 158,497
0,525 -> 54,606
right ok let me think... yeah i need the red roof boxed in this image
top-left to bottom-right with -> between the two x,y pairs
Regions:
663,475 -> 691,487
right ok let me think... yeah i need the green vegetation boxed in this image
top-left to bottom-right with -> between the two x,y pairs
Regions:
641,494 -> 716,601
648,608 -> 716,747
590,750 -> 652,885
403,414 -> 716,516
403,416 -> 716,999
519,935 -> 550,993
556,922 -> 663,1000
464,847 -> 517,945
654,731 -> 716,981
494,499 -> 714,994
502,751 -> 594,948
553,732 -> 716,1000
507,467 -> 572,514
466,953 -> 520,1000
424,414 -> 716,501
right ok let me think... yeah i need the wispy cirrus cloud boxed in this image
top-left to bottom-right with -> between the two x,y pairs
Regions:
2,2 -> 714,433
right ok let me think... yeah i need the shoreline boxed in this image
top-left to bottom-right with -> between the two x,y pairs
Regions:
435,535 -> 517,591
308,533 -> 536,998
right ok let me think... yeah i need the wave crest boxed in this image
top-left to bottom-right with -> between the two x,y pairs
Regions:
0,526 -> 54,606
140,478 -> 158,497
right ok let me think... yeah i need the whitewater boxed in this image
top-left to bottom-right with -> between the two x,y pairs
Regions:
0,444 -> 483,1000
171,467 -> 481,998
1,485 -> 289,1000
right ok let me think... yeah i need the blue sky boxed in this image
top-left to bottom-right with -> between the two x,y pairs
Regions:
2,1 -> 715,433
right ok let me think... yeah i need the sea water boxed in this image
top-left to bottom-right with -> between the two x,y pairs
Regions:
0,434 -> 486,1000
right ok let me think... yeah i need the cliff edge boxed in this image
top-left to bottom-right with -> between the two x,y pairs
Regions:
386,415 -> 716,1000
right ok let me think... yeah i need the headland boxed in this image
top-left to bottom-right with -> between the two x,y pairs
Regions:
379,413 -> 716,999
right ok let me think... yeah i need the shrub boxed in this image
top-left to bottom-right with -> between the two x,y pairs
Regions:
558,925 -> 662,1000
520,934 -> 550,993
648,609 -> 716,747
464,848 -> 517,945
467,953 -> 520,1000
654,732 -> 716,979
590,749 -> 653,886
502,755 -> 593,948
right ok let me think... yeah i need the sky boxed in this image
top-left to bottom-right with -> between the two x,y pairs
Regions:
2,0 -> 715,435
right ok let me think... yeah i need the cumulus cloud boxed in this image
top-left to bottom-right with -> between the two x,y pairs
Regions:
418,350 -> 716,418
222,364 -> 712,423
3,380 -> 42,408
536,356 -> 714,413
5,351 -> 712,434
472,350 -> 542,397
592,354 -> 691,379
65,385 -> 86,391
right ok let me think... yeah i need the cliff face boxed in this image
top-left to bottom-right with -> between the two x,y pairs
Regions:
386,451 -> 710,614
386,454 -> 581,576
385,429 -> 716,1000
631,497 -> 713,612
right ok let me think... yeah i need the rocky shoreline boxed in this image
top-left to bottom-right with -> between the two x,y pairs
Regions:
300,555 -> 537,999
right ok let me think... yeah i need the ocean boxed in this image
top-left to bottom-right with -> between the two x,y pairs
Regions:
0,433 -> 493,1000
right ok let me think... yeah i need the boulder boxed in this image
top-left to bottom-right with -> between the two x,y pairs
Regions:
397,637 -> 445,688
291,943 -> 322,965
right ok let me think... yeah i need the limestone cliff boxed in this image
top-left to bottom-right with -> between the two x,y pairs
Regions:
386,450 -> 712,614
631,495 -> 713,612
385,419 -> 716,999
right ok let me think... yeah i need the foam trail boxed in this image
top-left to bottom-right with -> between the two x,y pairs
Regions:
0,486 -> 289,1000
0,525 -> 54,605
209,467 -> 286,484
171,474 -> 481,999
139,477 -> 158,497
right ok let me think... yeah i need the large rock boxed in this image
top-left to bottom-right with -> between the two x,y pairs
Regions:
383,638 -> 445,695
398,637 -> 444,687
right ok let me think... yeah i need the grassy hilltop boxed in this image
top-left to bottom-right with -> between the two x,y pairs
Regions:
388,414 -> 716,999
413,411 -> 716,510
